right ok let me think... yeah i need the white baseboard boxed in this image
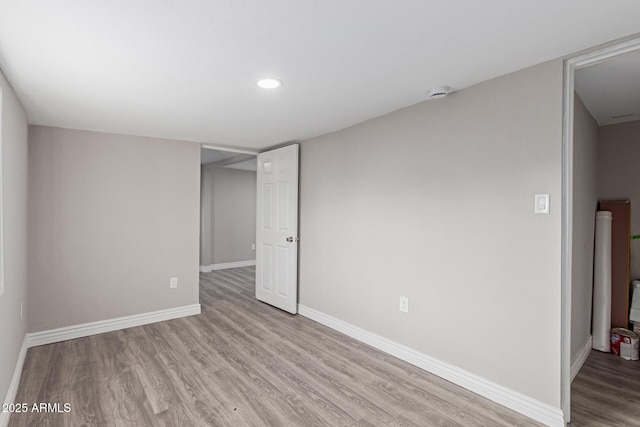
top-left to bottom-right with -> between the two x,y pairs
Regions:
298,304 -> 564,427
200,260 -> 256,272
27,304 -> 201,347
571,336 -> 592,382
1,336 -> 28,427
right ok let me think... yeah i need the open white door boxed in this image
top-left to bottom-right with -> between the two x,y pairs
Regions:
256,144 -> 299,314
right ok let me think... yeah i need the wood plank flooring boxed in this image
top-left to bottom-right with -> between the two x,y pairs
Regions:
9,267 -> 541,426
571,349 -> 640,426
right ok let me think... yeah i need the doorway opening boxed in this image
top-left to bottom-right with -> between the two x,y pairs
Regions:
562,38 -> 640,424
199,145 -> 258,273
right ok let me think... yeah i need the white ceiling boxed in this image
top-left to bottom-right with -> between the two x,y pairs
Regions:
201,147 -> 256,171
225,158 -> 257,172
575,50 -> 640,126
1,1 -> 640,149
200,148 -> 238,165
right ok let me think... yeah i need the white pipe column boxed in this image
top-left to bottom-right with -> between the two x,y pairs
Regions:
592,211 -> 613,352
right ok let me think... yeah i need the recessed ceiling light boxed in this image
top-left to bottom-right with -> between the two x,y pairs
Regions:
256,78 -> 282,89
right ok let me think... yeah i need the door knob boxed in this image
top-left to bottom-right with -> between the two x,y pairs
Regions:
286,237 -> 299,242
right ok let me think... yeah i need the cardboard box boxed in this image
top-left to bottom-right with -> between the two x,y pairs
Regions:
610,328 -> 639,361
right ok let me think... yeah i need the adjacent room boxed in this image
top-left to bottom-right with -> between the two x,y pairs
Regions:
1,2 -> 640,426
199,146 -> 257,273
570,49 -> 640,425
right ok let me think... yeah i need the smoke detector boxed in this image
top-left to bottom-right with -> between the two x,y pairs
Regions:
428,86 -> 450,99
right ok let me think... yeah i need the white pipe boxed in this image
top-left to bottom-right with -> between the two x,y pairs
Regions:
592,211 -> 612,352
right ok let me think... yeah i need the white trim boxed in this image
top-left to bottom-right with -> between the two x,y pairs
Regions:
201,143 -> 259,155
561,37 -> 640,424
200,260 -> 256,272
561,53 -> 575,425
1,336 -> 28,427
26,304 -> 201,347
571,38 -> 640,70
571,336 -> 592,382
298,304 -> 564,427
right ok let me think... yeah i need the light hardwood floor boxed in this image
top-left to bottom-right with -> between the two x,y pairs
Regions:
9,267 -> 541,426
571,349 -> 640,426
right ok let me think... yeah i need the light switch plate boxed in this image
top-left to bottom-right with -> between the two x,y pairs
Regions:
534,194 -> 550,214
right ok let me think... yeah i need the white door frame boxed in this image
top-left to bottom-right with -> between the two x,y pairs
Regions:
201,143 -> 259,155
561,37 -> 640,424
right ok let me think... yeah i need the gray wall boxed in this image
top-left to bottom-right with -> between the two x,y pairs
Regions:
200,166 -> 214,265
0,72 -> 29,410
200,166 -> 256,266
598,120 -> 640,280
299,59 -> 563,407
571,94 -> 599,363
28,126 -> 201,332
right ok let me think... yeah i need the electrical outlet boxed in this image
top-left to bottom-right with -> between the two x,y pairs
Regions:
170,277 -> 178,289
399,296 -> 409,313
251,243 -> 256,250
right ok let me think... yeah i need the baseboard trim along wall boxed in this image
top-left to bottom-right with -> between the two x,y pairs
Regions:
571,336 -> 593,382
297,304 -> 565,427
199,260 -> 256,273
1,337 -> 28,427
27,304 -> 201,347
